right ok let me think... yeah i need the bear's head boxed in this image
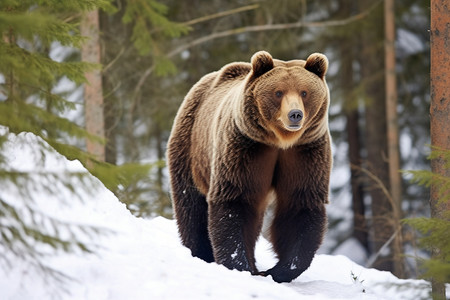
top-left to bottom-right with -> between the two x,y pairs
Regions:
245,51 -> 329,148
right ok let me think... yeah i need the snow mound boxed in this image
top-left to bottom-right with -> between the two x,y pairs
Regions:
0,130 -> 433,300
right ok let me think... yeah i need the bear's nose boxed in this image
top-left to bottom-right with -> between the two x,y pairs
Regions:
288,109 -> 303,123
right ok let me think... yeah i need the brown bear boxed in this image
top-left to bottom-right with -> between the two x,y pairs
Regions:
167,51 -> 332,283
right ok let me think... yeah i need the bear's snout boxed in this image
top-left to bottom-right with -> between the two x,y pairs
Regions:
279,92 -> 305,133
288,109 -> 303,123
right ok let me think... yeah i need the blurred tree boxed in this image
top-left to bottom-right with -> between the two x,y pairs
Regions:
390,0 -> 431,277
337,0 -> 369,254
0,0 -> 114,289
384,0 -> 404,278
0,0 -> 103,146
98,0 -> 190,216
358,0 -> 403,276
308,0 -> 407,275
384,0 -> 402,225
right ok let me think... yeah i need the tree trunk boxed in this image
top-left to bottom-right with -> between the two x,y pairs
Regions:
154,124 -> 171,216
430,0 -> 450,298
80,10 -> 105,162
339,0 -> 369,253
98,10 -> 116,166
102,78 -> 117,165
384,0 -> 404,278
359,1 -> 399,275
347,108 -> 368,252
99,2 -> 129,165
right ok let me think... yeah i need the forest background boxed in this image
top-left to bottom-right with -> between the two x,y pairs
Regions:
1,0 -> 448,298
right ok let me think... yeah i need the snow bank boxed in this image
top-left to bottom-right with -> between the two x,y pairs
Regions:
0,130 -> 435,300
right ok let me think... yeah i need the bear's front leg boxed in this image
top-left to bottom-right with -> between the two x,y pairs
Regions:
264,138 -> 331,283
265,205 -> 326,283
208,199 -> 262,275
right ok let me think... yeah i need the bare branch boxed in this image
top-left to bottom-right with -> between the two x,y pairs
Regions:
133,0 -> 382,97
350,163 -> 395,210
102,46 -> 125,73
167,0 -> 382,59
181,4 -> 259,26
366,225 -> 401,268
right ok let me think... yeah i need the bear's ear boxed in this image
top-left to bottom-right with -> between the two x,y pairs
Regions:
251,51 -> 274,78
305,53 -> 328,79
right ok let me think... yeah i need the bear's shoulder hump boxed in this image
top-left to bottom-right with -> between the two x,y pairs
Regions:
218,62 -> 252,82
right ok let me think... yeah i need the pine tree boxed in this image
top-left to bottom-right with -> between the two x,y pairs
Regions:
405,148 -> 450,299
0,0 -> 113,162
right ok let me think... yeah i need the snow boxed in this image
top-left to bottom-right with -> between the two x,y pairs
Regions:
332,238 -> 368,266
0,130 -> 442,300
397,28 -> 425,55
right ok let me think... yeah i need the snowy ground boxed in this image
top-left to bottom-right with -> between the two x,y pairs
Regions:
0,130 -> 443,300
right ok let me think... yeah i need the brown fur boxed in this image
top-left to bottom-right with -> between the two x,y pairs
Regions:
167,51 -> 332,283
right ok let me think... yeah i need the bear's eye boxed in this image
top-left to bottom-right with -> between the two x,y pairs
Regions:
301,91 -> 308,97
275,91 -> 283,98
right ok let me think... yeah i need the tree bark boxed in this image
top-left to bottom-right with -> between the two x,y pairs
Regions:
384,0 -> 404,278
430,0 -> 450,298
80,10 -> 105,162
